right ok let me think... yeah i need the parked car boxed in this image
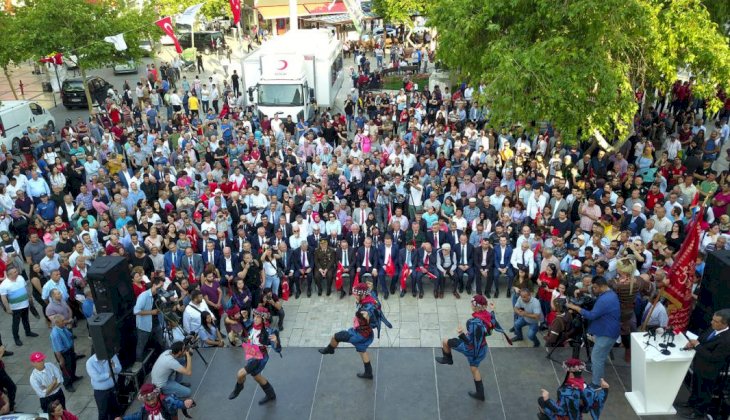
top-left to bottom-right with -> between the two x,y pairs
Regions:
113,59 -> 138,75
177,31 -> 224,54
0,100 -> 56,150
61,76 -> 113,109
373,25 -> 397,38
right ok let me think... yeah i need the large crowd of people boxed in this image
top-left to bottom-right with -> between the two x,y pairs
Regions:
0,42 -> 728,419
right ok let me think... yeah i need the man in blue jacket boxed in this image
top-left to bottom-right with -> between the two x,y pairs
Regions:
566,275 -> 620,388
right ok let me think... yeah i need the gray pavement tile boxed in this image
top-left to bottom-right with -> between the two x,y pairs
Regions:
398,321 -> 420,339
398,338 -> 421,347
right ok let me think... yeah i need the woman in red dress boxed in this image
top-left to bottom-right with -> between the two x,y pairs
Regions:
537,263 -> 560,319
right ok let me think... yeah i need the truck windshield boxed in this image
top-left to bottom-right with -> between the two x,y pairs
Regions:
258,84 -> 304,107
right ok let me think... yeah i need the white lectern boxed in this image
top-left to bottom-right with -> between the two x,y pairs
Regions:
624,331 -> 695,415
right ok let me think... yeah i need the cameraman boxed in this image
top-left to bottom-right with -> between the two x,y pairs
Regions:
566,276 -> 620,388
260,288 -> 284,330
133,276 -> 165,362
150,341 -> 193,398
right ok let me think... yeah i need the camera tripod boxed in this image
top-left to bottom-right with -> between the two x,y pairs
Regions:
159,308 -> 210,367
546,315 -> 593,367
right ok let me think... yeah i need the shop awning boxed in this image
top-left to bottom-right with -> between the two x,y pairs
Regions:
256,0 -> 348,19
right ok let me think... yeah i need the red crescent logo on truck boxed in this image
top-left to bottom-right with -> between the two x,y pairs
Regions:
277,60 -> 288,70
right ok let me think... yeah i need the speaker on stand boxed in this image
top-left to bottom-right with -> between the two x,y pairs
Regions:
690,250 -> 730,332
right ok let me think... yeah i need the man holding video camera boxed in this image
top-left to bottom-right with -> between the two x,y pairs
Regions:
133,277 -> 165,362
566,275 -> 620,388
150,341 -> 193,398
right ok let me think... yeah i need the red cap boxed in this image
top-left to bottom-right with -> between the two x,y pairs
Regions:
472,294 -> 488,306
139,383 -> 157,395
29,352 -> 46,363
551,228 -> 560,236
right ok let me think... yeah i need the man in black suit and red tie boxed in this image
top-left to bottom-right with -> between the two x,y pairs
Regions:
356,237 -> 378,284
680,309 -> 730,419
337,239 -> 356,299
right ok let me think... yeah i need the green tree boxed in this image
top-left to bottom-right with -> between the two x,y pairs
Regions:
0,12 -> 29,100
15,0 -> 156,113
372,0 -> 427,46
427,0 -> 730,144
156,0 -> 230,21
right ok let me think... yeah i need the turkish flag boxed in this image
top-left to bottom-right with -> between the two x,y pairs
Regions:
335,262 -> 344,291
229,0 -> 241,25
399,263 -> 410,291
281,277 -> 290,301
385,256 -> 395,277
188,264 -> 196,284
353,271 -> 360,287
170,263 -> 176,281
156,16 -> 182,54
39,53 -> 63,65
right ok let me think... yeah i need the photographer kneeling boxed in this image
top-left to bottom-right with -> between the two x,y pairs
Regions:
150,341 -> 193,398
260,288 -> 285,331
566,276 -> 620,389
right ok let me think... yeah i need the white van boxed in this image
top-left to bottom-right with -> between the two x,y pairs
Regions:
0,100 -> 56,149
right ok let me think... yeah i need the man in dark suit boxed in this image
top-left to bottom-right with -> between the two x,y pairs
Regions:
179,247 -> 204,278
377,235 -> 399,299
232,228 -> 248,254
414,242 -> 437,299
276,215 -> 293,239
426,224 -> 449,251
453,233 -> 476,294
398,240 -> 417,297
389,225 -> 405,249
268,229 -> 287,249
291,242 -> 313,298
474,239 -> 495,297
249,226 -> 269,256
255,215 -> 275,237
196,231 -> 216,256
355,237 -> 378,285
621,203 -> 646,236
346,225 -> 365,249
680,309 -> 730,419
307,225 -> 325,249
336,239 -> 356,299
163,242 -> 185,277
327,231 -> 341,249
228,196 -> 245,228
370,226 -> 384,248
492,235 -> 513,298
217,246 -> 240,289
201,241 -> 221,268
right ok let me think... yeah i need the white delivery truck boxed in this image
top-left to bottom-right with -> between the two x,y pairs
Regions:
241,29 -> 344,122
0,100 -> 56,149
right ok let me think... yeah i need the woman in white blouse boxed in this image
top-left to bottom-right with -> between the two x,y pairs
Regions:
49,166 -> 66,191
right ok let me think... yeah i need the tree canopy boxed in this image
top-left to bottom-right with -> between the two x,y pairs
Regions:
371,0 -> 426,26
0,11 -> 29,100
155,0 -> 231,22
425,0 -> 730,143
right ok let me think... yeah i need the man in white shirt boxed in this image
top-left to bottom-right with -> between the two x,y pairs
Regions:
526,184 -> 548,220
650,205 -> 672,235
29,352 -> 65,413
510,240 -> 535,277
182,290 -> 210,335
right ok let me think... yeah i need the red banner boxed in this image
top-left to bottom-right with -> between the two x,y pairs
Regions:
662,208 -> 704,332
155,16 -> 182,54
39,52 -> 63,65
281,277 -> 290,301
170,263 -> 176,281
188,264 -> 196,284
229,0 -> 241,25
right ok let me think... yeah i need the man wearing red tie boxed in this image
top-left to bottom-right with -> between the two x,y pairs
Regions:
377,235 -> 400,299
414,242 -> 437,299
356,238 -> 378,284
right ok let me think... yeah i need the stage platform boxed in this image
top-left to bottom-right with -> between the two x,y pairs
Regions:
183,346 -> 686,420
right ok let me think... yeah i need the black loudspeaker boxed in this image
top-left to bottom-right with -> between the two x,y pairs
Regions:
87,256 -> 134,318
88,313 -> 119,360
692,250 -> 730,331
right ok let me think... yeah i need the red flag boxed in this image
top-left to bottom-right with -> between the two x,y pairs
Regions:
229,0 -> 241,25
535,206 -> 542,226
399,263 -> 410,290
281,277 -> 290,301
170,263 -> 176,281
39,53 -> 63,65
188,264 -> 196,284
353,271 -> 360,287
387,203 -> 392,224
335,262 -> 344,290
385,256 -> 395,277
661,208 -> 704,332
690,192 -> 700,208
156,17 -> 182,54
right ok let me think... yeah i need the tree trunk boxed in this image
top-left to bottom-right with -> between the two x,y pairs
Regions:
79,66 -> 94,114
2,66 -> 19,100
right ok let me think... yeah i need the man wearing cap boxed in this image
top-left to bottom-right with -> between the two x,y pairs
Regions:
314,238 -> 336,296
436,295 -> 494,400
124,383 -> 194,420
319,283 -> 379,379
29,351 -> 65,413
36,193 -> 56,222
538,358 -> 609,419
